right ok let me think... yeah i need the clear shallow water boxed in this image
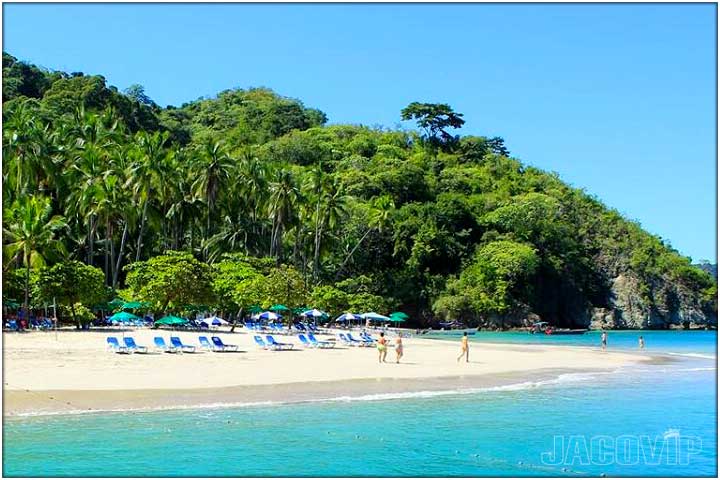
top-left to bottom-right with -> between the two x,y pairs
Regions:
426,329 -> 717,355
3,332 -> 716,477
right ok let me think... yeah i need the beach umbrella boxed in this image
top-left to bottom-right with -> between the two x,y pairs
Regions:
389,312 -> 409,323
258,311 -> 282,321
269,304 -> 290,313
108,298 -> 125,309
301,309 -> 328,319
200,315 -> 229,326
108,311 -> 141,323
121,301 -> 150,310
247,305 -> 263,314
335,313 -> 361,322
154,315 -> 189,326
361,312 -> 391,321
3,299 -> 20,309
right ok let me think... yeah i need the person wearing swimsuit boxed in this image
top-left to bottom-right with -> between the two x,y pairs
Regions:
395,333 -> 404,363
377,332 -> 388,363
457,332 -> 469,363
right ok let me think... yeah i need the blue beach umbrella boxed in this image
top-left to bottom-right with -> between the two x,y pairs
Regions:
301,309 -> 328,319
336,313 -> 362,322
258,311 -> 282,321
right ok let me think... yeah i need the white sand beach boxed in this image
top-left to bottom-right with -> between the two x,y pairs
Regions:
3,328 -> 659,416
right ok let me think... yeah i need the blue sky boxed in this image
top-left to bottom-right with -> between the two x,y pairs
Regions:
3,3 -> 717,262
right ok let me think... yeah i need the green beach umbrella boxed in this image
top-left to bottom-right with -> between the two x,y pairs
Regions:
154,315 -> 188,326
122,301 -> 150,310
389,311 -> 410,320
248,305 -> 263,314
269,304 -> 291,312
108,298 -> 125,309
3,299 -> 20,309
388,316 -> 406,323
108,311 -> 141,323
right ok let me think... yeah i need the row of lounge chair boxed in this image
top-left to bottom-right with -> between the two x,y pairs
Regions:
337,332 -> 376,347
244,322 -> 321,334
106,335 -> 239,354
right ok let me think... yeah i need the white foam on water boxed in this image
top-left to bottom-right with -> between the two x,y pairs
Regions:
665,352 -> 716,360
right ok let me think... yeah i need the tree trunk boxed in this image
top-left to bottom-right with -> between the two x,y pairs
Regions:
112,220 -> 129,288
23,256 -> 30,329
336,228 -> 373,279
135,200 -> 149,261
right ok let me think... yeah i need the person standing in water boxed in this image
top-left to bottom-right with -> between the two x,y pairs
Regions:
457,332 -> 469,363
377,332 -> 388,363
601,331 -> 608,351
395,333 -> 404,363
638,336 -> 645,349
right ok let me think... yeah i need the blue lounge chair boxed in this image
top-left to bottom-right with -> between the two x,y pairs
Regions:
123,337 -> 149,353
212,336 -> 239,352
337,333 -> 361,347
254,335 -> 273,350
198,336 -> 214,351
298,334 -> 314,348
266,335 -> 294,350
107,337 -> 131,354
6,320 -> 18,331
170,336 -> 197,353
294,323 -> 307,332
347,332 -> 373,347
361,332 -> 377,344
308,333 -> 334,349
154,337 -> 180,353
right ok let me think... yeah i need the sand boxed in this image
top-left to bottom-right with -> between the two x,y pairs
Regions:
2,327 -> 658,416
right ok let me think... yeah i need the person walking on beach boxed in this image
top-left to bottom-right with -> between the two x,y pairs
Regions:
377,332 -> 388,363
395,333 -> 404,363
601,331 -> 608,351
638,336 -> 645,349
457,332 -> 469,363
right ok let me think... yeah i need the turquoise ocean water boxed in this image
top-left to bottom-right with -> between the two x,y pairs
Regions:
3,331 -> 716,477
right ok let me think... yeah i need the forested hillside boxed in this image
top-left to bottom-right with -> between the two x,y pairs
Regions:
3,52 -> 716,329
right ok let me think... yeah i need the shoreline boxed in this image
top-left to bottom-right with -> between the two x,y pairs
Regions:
0,368 -> 614,417
4,358 -> 674,418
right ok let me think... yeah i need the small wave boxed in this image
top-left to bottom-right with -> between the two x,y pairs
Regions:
665,352 -> 716,360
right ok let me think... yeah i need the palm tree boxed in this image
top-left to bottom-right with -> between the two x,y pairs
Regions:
191,140 -> 234,246
268,169 -> 302,261
311,176 -> 349,282
3,195 -> 67,315
126,131 -> 169,261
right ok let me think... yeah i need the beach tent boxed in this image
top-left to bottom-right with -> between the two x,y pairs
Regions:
154,315 -> 188,326
269,304 -> 291,313
361,312 -> 391,322
336,313 -> 361,322
200,316 -> 229,326
258,311 -> 282,321
108,311 -> 141,323
300,309 -> 328,319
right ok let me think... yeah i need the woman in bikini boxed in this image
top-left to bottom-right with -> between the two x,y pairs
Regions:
377,332 -> 388,363
457,332 -> 469,363
395,333 -> 404,363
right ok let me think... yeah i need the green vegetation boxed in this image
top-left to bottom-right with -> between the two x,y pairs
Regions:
2,52 -> 716,329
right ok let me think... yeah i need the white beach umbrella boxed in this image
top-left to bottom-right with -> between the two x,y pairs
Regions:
201,315 -> 228,326
301,309 -> 327,318
361,312 -> 391,321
